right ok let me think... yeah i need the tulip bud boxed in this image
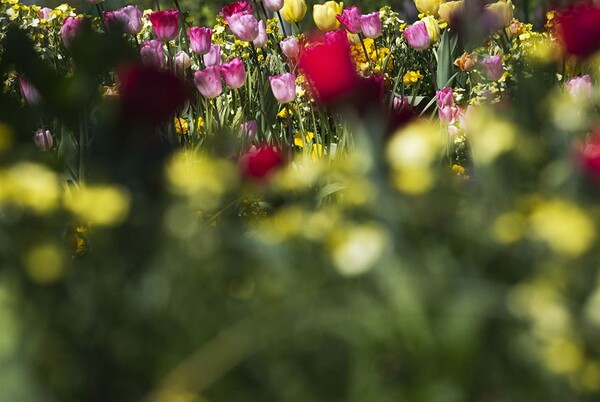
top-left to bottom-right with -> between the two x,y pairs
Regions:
220,58 -> 246,89
414,0 -> 444,17
263,0 -> 284,12
280,36 -> 300,59
194,67 -> 223,99
148,9 -> 179,42
203,45 -> 222,67
140,40 -> 165,69
175,51 -> 191,71
281,0 -> 308,23
566,75 -> 593,101
454,51 -> 478,71
269,73 -> 296,103
360,12 -> 382,38
313,1 -> 343,31
240,120 -> 257,138
227,12 -> 259,42
253,20 -> 268,48
438,1 -> 464,26
189,27 -> 212,55
61,16 -> 83,49
404,21 -> 430,51
34,129 -> 53,151
421,15 -> 439,42
480,55 -> 504,81
486,0 -> 513,28
336,6 -> 362,34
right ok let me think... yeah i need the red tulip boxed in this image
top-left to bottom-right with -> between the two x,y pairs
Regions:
240,145 -> 284,180
557,3 -> 600,58
221,1 -> 253,21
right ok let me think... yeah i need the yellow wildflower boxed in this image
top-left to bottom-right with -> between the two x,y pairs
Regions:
403,70 -> 423,86
294,131 -> 314,147
174,117 -> 189,135
197,117 -> 205,132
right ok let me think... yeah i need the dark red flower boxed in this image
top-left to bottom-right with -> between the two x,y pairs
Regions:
117,63 -> 191,125
579,127 -> 600,182
221,1 -> 253,21
240,145 -> 284,180
557,3 -> 600,57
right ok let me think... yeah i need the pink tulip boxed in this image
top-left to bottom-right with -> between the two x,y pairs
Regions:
203,44 -> 222,67
360,12 -> 382,38
194,67 -> 223,99
148,10 -> 179,42
61,16 -> 83,49
220,58 -> 246,89
253,20 -> 268,48
263,0 -> 284,12
269,73 -> 296,103
18,77 -> 41,105
438,105 -> 458,124
241,120 -> 257,138
140,40 -> 164,69
108,5 -> 143,35
280,36 -> 299,59
175,51 -> 191,71
227,12 -> 259,42
436,87 -> 454,107
393,96 -> 410,111
481,55 -> 503,81
566,75 -> 593,101
404,21 -> 430,51
336,6 -> 362,34
189,27 -> 212,55
221,1 -> 253,21
34,129 -> 53,151
38,7 -> 52,20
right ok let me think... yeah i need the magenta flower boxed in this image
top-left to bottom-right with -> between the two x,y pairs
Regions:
404,21 -> 430,51
148,10 -> 179,42
227,12 -> 259,42
360,12 -> 382,39
336,6 -> 362,34
140,40 -> 164,69
221,1 -> 253,21
203,44 -> 222,67
194,66 -> 223,99
189,27 -> 212,55
280,36 -> 299,59
269,73 -> 296,103
436,87 -> 454,108
253,20 -> 268,48
566,75 -> 593,101
220,58 -> 246,89
34,129 -> 53,151
481,55 -> 503,81
263,0 -> 284,12
61,16 -> 83,49
18,77 -> 41,105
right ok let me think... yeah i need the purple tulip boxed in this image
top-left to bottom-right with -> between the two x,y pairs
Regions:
220,58 -> 246,89
148,9 -> 179,42
61,16 -> 83,49
140,40 -> 164,69
360,12 -> 382,39
336,6 -> 362,34
253,20 -> 268,48
189,27 -> 212,55
18,77 -> 41,105
263,0 -> 284,12
481,55 -> 503,81
269,73 -> 296,103
241,120 -> 257,138
108,5 -> 143,35
194,66 -> 223,99
227,12 -> 259,42
404,21 -> 430,51
280,36 -> 300,59
34,129 -> 53,151
203,44 -> 222,67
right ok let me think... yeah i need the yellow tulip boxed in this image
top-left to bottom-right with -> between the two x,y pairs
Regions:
421,15 -> 439,42
438,0 -> 464,25
313,1 -> 343,31
486,0 -> 513,28
281,0 -> 307,23
414,0 -> 444,17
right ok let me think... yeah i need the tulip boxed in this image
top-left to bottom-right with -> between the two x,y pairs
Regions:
227,12 -> 259,42
221,1 -> 253,21
34,129 -> 53,151
421,15 -> 439,42
253,20 -> 268,48
106,5 -> 143,35
189,27 -> 212,55
438,105 -> 457,124
393,96 -> 411,111
240,145 -> 284,180
175,51 -> 191,71
486,0 -> 513,28
38,7 -> 52,20
336,6 -> 362,34
240,120 -> 257,138
203,45 -> 222,67
557,3 -> 600,58
566,75 -> 593,101
454,51 -> 478,71
404,22 -> 430,51
481,55 -> 503,81
18,77 -> 41,105
438,1 -> 464,26
280,36 -> 300,59
263,0 -> 284,12
148,10 -> 179,42
360,12 -> 382,38
436,87 -> 454,108
269,73 -> 296,103
140,40 -> 164,69
313,1 -> 343,31
280,0 -> 308,23
220,58 -> 246,89
61,16 -> 83,49
194,67 -> 223,99
414,0 -> 444,17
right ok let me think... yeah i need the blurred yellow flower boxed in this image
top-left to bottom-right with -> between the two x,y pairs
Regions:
414,0 -> 444,17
